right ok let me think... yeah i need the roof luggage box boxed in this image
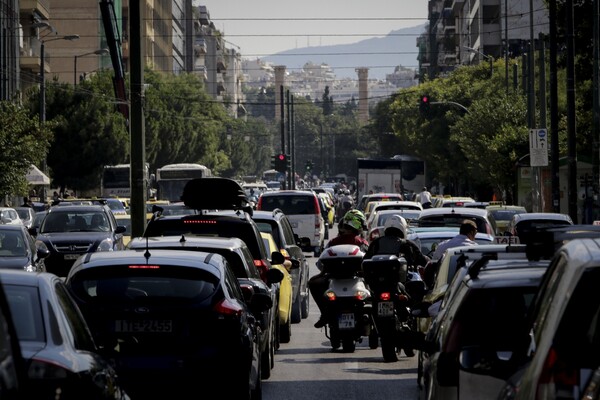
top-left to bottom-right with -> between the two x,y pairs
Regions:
181,177 -> 252,213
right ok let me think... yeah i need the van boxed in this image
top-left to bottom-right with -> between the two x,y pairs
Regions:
257,190 -> 326,256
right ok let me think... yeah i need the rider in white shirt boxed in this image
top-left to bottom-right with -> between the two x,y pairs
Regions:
418,187 -> 432,208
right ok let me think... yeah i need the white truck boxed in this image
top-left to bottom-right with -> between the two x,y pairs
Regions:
356,156 -> 426,200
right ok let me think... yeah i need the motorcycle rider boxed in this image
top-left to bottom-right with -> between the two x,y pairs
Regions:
363,214 -> 430,357
310,209 -> 369,328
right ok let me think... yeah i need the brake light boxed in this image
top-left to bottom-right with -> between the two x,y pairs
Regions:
183,220 -> 216,224
325,290 -> 336,301
256,196 -> 263,209
214,298 -> 243,317
128,265 -> 160,269
398,294 -> 409,302
254,259 -> 269,282
355,290 -> 369,301
379,292 -> 391,301
537,347 -> 578,399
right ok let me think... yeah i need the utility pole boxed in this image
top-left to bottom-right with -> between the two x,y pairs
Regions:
550,0 -> 560,213
566,0 -> 578,222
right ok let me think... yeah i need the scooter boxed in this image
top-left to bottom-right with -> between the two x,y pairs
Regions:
363,254 -> 426,362
318,245 -> 374,352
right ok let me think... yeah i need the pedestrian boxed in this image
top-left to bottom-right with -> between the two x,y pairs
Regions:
418,186 -> 432,208
20,197 -> 33,208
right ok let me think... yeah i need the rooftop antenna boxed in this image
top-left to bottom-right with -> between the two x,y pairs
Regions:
144,236 -> 150,261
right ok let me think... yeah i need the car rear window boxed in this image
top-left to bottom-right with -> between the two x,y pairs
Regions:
4,286 -> 45,342
68,265 -> 218,303
260,195 -> 316,215
418,215 -> 489,234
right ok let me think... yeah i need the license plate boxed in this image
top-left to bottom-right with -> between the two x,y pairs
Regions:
64,254 -> 81,260
377,301 -> 394,317
338,313 -> 355,330
114,320 -> 173,333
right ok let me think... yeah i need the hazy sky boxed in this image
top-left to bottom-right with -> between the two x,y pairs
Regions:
193,1 -> 429,57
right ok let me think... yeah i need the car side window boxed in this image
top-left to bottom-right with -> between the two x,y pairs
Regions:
223,265 -> 245,302
280,217 -> 296,245
241,247 -> 261,279
54,281 -> 96,352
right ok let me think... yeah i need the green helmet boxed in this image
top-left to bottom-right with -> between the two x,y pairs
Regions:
341,209 -> 367,232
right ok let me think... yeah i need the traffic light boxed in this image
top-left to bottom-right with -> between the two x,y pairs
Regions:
270,155 -> 278,170
305,160 -> 313,172
419,94 -> 431,117
274,153 -> 287,173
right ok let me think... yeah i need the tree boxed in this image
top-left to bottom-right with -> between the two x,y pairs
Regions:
0,102 -> 52,200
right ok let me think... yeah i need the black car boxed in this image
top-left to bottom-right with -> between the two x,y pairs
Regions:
65,249 -> 271,400
32,204 -> 126,277
0,224 -> 49,272
252,209 -> 310,324
1,270 -> 130,400
127,235 -> 284,380
0,274 -> 26,400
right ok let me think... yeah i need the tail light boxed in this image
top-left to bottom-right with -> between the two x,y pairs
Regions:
398,294 -> 409,302
254,259 -> 269,283
325,290 -> 337,301
214,298 -> 244,317
314,196 -> 322,230
379,292 -> 392,301
256,196 -> 263,209
537,347 -> 578,399
355,290 -> 370,301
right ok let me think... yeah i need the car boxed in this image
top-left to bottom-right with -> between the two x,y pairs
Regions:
437,196 -> 476,208
102,197 -> 128,216
32,204 -> 127,277
114,214 -> 132,246
498,230 -> 600,399
13,207 -> 35,229
0,224 -> 49,272
0,273 -> 27,400
416,206 -> 498,238
32,210 -> 47,230
407,227 -> 495,259
506,212 -> 573,243
485,203 -> 528,235
364,199 -> 423,222
0,207 -> 23,225
261,231 -> 293,344
127,235 -> 283,380
256,190 -> 327,256
416,255 -> 550,400
1,269 -> 130,400
356,192 -> 404,213
252,209 -> 310,324
367,208 -> 423,241
65,249 -> 271,400
317,192 -> 335,229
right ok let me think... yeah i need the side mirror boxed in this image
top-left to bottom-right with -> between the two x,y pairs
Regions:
249,292 -> 273,314
271,251 -> 285,265
115,225 -> 127,234
459,345 -> 514,378
266,268 -> 284,285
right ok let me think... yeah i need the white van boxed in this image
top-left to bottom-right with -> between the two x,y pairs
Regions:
256,190 -> 326,256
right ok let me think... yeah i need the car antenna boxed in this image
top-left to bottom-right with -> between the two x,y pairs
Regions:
179,234 -> 186,243
144,236 -> 151,261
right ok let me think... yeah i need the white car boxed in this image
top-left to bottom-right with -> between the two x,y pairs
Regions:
0,208 -> 23,226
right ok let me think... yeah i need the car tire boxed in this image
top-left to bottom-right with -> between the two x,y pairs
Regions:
261,338 -> 273,380
291,292 -> 302,324
279,319 -> 291,343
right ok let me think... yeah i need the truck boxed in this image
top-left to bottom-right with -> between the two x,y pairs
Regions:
357,155 -> 426,200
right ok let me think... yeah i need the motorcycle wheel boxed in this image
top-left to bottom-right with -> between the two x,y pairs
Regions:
342,338 -> 356,353
368,330 -> 379,349
381,336 -> 399,362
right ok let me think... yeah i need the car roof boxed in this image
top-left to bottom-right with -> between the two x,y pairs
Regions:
71,248 -> 228,272
486,204 -> 527,211
259,190 -> 317,197
128,235 -> 247,251
407,231 -> 495,241
512,212 -> 573,222
419,207 -> 489,217
47,205 -> 108,212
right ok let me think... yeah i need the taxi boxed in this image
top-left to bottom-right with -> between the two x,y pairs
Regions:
485,201 -> 527,235
260,231 -> 293,344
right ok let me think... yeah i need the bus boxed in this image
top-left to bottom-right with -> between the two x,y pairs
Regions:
155,163 -> 212,202
101,163 -> 150,198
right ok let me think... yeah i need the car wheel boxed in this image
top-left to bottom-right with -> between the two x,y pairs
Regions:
261,338 -> 272,380
301,293 -> 309,319
279,318 -> 291,343
291,292 -> 302,323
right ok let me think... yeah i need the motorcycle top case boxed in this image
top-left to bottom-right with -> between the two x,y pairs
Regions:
319,245 -> 364,278
363,254 -> 408,285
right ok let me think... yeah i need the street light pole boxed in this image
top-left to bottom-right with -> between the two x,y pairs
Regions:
74,48 -> 109,86
463,46 -> 494,76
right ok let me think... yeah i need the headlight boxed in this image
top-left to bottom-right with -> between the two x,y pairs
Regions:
96,238 -> 115,252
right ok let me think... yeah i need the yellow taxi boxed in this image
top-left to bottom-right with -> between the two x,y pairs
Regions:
260,231 -> 293,344
485,202 -> 528,236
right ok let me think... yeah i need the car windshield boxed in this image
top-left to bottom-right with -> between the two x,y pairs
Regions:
41,211 -> 109,233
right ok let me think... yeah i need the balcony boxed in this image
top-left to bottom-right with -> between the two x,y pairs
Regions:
194,38 -> 207,54
216,57 -> 227,73
198,6 -> 210,25
20,0 -> 50,20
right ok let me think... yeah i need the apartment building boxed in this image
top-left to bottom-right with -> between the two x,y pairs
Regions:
418,0 -> 549,82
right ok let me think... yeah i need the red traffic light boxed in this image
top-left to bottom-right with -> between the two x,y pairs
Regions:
421,95 -> 429,103
277,154 -> 286,161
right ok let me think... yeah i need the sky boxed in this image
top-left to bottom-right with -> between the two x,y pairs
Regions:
192,1 -> 429,57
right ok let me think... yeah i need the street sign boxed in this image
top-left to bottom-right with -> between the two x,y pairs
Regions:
529,129 -> 549,167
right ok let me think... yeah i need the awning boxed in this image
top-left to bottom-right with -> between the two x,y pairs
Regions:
26,165 -> 50,185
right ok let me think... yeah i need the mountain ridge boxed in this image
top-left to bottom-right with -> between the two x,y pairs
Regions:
260,23 -> 427,80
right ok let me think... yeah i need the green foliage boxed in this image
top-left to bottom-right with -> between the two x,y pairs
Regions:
0,102 -> 52,199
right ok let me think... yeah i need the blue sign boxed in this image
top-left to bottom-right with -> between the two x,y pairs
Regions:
538,129 -> 546,138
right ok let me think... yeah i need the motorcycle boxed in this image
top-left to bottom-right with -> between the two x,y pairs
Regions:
318,244 -> 374,352
363,254 -> 426,362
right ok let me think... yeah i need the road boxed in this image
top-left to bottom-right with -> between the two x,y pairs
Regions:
262,225 -> 421,400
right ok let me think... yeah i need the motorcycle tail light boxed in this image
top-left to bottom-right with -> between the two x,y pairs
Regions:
398,294 -> 409,302
325,290 -> 337,301
379,292 -> 391,301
